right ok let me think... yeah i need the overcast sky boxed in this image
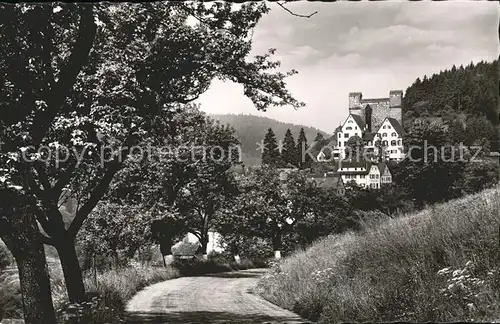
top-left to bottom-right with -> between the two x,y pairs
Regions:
196,1 -> 499,134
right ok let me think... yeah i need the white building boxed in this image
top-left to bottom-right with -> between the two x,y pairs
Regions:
336,159 -> 393,189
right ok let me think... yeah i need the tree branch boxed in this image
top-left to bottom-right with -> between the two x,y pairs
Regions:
67,134 -> 136,238
32,4 -> 97,145
276,2 -> 318,18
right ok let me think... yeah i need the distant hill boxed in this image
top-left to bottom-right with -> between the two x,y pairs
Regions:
211,114 -> 329,165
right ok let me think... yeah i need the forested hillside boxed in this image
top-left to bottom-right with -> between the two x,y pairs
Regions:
212,114 -> 328,165
403,59 -> 499,150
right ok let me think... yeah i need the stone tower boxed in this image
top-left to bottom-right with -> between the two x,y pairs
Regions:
349,92 -> 364,122
389,90 -> 403,126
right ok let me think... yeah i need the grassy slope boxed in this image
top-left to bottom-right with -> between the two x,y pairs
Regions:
257,185 -> 500,323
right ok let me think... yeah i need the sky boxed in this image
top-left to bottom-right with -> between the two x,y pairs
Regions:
196,1 -> 499,134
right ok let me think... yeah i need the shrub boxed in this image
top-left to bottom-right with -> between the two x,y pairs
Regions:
257,185 -> 500,323
0,271 -> 23,320
0,241 -> 13,270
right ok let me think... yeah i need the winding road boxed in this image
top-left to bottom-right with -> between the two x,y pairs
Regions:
126,268 -> 310,324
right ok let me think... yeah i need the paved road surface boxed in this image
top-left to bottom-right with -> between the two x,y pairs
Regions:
126,268 -> 310,324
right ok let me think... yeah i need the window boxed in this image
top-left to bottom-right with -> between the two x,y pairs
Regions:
382,125 -> 386,129
370,183 -> 377,189
360,175 -> 365,179
382,133 -> 388,137
344,133 -> 349,138
370,174 -> 375,179
387,125 -> 391,129
391,140 -> 397,146
376,174 -> 379,179
398,140 -> 401,145
391,132 -> 397,137
338,141 -> 341,147
382,140 -> 388,146
354,126 -> 357,130
346,126 -> 352,130
348,120 -> 353,123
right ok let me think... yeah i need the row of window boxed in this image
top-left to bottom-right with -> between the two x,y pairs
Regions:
369,174 -> 380,179
381,132 -> 398,137
339,139 -> 402,148
344,174 -> 366,179
340,167 -> 365,171
382,176 -> 391,182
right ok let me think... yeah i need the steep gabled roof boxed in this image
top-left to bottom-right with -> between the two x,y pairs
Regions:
386,117 -> 405,136
350,114 -> 365,129
377,162 -> 388,175
342,114 -> 365,130
337,158 -> 370,169
374,117 -> 405,136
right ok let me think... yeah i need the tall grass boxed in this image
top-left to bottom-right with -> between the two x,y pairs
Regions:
257,185 -> 500,322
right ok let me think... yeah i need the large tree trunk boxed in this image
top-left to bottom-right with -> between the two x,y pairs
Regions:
15,246 -> 58,324
159,237 -> 174,266
2,218 -> 58,324
55,239 -> 86,303
198,233 -> 209,259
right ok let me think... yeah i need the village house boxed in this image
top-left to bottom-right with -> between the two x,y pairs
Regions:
336,159 -> 392,189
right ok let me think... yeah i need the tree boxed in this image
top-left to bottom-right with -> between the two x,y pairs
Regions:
261,128 -> 282,167
296,127 -> 312,169
396,120 -> 465,207
281,129 -> 297,167
111,111 -> 241,260
79,202 -> 155,268
345,135 -> 364,160
0,3 -> 303,321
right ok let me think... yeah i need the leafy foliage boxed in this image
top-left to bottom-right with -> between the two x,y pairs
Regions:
403,60 -> 499,151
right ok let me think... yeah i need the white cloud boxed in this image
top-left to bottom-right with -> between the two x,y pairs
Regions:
198,1 -> 499,133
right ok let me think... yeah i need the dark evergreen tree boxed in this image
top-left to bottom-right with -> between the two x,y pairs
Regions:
281,129 -> 297,167
296,127 -> 312,169
402,59 -> 499,151
261,127 -> 282,167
